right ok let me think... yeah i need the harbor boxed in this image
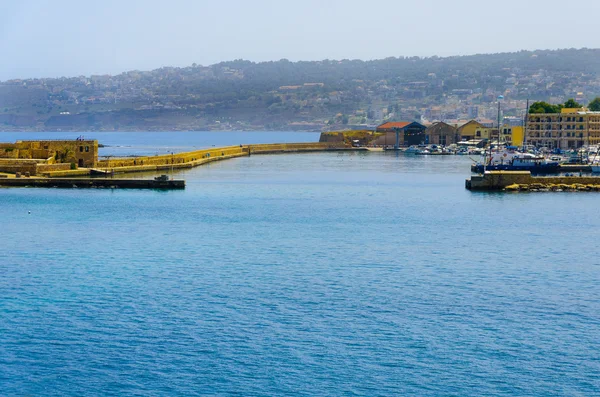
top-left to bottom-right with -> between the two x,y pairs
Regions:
2,132 -> 600,192
3,131 -> 600,397
4,5 -> 600,395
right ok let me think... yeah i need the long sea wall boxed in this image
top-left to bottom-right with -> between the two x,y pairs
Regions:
40,142 -> 350,177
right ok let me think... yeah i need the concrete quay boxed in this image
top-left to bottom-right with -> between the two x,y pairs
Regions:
0,177 -> 185,189
466,171 -> 600,191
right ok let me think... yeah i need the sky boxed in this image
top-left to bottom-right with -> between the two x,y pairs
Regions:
0,0 -> 599,81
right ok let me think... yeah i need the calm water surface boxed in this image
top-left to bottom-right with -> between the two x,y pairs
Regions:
1,132 -> 599,396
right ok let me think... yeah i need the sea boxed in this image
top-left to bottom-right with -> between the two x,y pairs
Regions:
1,131 -> 599,396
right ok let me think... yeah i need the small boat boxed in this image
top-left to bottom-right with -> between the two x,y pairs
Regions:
154,174 -> 170,181
404,146 -> 421,154
469,148 -> 485,156
564,155 -> 589,165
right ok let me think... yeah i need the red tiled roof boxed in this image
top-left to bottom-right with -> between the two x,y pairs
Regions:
377,122 -> 411,129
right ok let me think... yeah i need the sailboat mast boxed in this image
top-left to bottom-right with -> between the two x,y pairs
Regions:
497,100 -> 501,146
524,99 -> 529,149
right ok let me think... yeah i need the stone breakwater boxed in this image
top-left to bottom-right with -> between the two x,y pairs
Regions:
40,142 -> 352,177
503,183 -> 600,192
466,171 -> 600,192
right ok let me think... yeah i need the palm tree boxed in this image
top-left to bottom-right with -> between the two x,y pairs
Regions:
57,148 -> 74,164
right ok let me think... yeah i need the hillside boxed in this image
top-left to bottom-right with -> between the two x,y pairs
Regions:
1,48 -> 599,131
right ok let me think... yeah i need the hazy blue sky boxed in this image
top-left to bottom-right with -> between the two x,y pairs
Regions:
1,0 -> 599,80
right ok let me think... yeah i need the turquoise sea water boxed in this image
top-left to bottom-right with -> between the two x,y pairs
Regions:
1,132 -> 600,396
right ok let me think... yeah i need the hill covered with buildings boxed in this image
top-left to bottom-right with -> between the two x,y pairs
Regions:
1,48 -> 600,132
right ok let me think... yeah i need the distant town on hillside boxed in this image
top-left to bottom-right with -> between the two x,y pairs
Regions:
1,48 -> 600,132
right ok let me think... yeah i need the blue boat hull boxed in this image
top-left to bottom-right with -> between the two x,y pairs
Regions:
471,163 -> 561,174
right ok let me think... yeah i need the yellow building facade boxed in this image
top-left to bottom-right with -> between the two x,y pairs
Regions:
458,120 -> 494,142
500,125 -> 524,146
527,108 -> 600,149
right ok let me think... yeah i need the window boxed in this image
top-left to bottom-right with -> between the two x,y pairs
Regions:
85,146 -> 89,152
79,146 -> 83,152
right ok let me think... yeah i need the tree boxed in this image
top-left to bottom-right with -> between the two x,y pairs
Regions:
57,147 -> 74,163
563,98 -> 582,109
529,101 -> 562,114
589,97 -> 600,111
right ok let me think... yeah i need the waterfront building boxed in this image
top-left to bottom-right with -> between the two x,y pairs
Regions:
457,120 -> 493,142
376,122 -> 427,146
425,122 -> 458,145
499,125 -> 524,146
526,108 -> 600,149
0,140 -> 98,168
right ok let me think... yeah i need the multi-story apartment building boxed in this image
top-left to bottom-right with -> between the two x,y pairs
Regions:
527,108 -> 600,149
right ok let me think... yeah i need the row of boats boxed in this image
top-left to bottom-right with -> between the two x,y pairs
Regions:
402,145 -> 485,156
398,144 -> 600,174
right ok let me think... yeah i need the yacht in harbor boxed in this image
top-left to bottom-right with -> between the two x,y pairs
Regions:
472,149 -> 561,174
403,145 -> 422,154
